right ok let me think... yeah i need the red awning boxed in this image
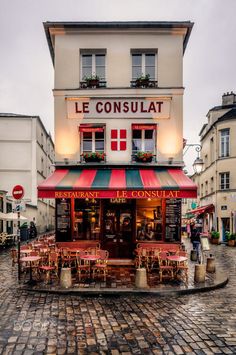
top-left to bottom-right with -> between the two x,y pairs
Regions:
79,124 -> 104,132
188,204 -> 215,215
38,168 -> 197,199
132,124 -> 157,130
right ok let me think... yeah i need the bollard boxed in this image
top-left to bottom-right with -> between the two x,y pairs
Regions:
135,268 -> 148,288
190,249 -> 198,261
206,257 -> 216,273
194,264 -> 206,283
60,268 -> 72,288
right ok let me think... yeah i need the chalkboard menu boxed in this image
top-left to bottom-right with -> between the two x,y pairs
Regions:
165,199 -> 181,242
56,198 -> 71,241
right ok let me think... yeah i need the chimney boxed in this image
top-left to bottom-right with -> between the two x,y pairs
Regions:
222,91 -> 236,106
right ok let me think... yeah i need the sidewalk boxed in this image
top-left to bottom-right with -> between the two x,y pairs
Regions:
19,237 -> 228,296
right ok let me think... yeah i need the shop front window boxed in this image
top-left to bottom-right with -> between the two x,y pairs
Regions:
136,199 -> 163,241
73,199 -> 100,240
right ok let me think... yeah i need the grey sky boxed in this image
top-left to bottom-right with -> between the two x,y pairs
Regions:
0,0 -> 235,173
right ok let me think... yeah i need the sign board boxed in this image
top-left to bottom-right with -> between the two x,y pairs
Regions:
67,97 -> 171,120
221,205 -> 227,210
12,185 -> 24,200
200,235 -> 210,251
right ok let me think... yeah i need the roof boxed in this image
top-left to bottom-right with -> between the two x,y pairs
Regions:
43,21 -> 194,65
200,106 -> 236,140
0,113 -> 39,118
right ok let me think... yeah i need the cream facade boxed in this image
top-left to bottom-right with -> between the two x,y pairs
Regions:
198,92 -> 236,240
0,114 -> 55,233
43,22 -> 193,166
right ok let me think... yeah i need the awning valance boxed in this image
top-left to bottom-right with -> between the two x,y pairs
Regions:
187,204 -> 215,216
132,124 -> 157,130
38,168 -> 197,199
78,124 -> 104,133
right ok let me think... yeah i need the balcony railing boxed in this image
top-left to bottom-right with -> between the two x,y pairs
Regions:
80,81 -> 107,89
130,80 -> 158,88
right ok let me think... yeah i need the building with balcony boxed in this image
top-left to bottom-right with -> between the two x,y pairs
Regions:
38,21 -> 197,257
191,92 -> 236,241
0,113 -> 55,233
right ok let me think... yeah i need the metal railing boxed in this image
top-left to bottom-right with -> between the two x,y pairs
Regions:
130,80 -> 158,88
80,81 -> 107,89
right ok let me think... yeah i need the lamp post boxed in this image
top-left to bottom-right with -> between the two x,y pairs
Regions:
184,144 -> 204,175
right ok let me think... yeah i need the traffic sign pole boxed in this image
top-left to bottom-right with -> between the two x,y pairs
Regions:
12,185 -> 25,283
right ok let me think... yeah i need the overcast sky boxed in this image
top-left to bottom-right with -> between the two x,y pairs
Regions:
0,0 -> 235,173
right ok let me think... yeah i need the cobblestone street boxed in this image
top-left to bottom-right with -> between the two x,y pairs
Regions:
0,242 -> 235,355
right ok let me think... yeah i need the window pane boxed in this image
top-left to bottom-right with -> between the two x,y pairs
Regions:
146,66 -> 155,79
96,55 -> 105,66
132,54 -> 142,66
95,131 -> 104,140
83,132 -> 92,139
132,67 -> 142,80
145,130 -> 154,139
145,54 -> 155,66
83,141 -> 92,151
133,130 -> 142,139
96,67 -> 105,80
82,55 -> 92,66
144,140 -> 154,151
82,67 -> 92,78
132,139 -> 142,151
95,141 -> 104,151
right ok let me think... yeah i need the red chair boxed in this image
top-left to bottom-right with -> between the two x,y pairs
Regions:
92,250 -> 109,282
158,252 -> 174,282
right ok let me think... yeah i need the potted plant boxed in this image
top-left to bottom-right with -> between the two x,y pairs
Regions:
210,231 -> 220,245
227,233 -> 236,247
135,151 -> 153,163
83,74 -> 100,88
83,152 -> 105,162
135,74 -> 150,88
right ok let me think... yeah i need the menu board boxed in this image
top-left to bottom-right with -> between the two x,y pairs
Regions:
165,199 -> 181,242
56,198 -> 71,241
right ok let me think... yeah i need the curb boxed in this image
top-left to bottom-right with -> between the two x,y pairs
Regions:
19,272 -> 228,297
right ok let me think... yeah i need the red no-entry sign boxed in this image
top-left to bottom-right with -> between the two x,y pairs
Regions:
12,185 -> 24,200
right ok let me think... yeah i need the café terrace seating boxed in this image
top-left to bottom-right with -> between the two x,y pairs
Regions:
11,235 -> 189,287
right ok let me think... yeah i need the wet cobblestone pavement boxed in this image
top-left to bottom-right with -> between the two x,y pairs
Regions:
0,240 -> 235,354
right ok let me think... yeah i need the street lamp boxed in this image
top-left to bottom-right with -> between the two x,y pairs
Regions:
184,144 -> 203,175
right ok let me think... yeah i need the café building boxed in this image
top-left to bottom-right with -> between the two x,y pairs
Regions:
38,21 -> 197,258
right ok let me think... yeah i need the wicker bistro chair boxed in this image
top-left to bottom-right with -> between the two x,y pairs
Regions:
175,258 -> 189,284
158,252 -> 174,282
150,247 -> 160,271
76,251 -> 90,281
135,247 -> 152,271
39,252 -> 59,284
92,250 -> 109,282
61,248 -> 76,268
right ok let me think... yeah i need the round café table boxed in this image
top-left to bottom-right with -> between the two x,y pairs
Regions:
20,249 -> 32,256
167,255 -> 188,279
20,256 -> 41,285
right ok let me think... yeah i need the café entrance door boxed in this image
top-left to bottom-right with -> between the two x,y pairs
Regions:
103,200 -> 135,258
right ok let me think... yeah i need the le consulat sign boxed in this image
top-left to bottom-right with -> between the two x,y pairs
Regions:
66,97 -> 171,119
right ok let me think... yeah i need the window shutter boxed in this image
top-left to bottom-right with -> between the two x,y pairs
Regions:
111,129 -> 127,151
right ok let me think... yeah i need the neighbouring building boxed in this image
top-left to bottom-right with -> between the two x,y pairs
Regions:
0,113 -> 55,233
38,21 -> 197,257
191,92 -> 236,241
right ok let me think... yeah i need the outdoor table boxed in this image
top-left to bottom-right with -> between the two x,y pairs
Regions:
20,256 -> 41,285
33,243 -> 44,248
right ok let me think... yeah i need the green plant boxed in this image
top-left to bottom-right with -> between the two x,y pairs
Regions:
83,73 -> 100,82
135,151 -> 153,162
211,231 -> 220,239
136,73 -> 150,81
83,152 -> 105,162
229,233 -> 236,241
225,231 -> 231,241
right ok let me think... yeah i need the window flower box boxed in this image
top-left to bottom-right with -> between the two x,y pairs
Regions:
82,152 -> 105,163
135,74 -> 150,88
135,152 -> 153,163
83,74 -> 100,88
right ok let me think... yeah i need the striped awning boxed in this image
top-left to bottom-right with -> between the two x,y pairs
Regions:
38,168 -> 197,199
187,204 -> 214,216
